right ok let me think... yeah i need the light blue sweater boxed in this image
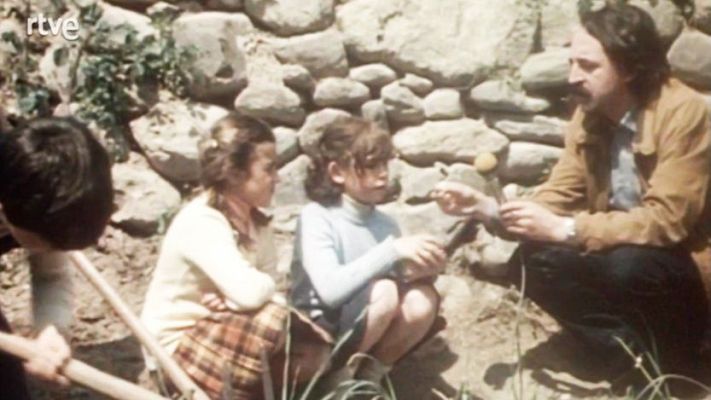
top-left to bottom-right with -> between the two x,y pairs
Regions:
290,195 -> 401,317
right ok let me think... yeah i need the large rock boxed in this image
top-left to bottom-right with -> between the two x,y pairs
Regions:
494,115 -> 566,146
244,0 -> 334,36
298,108 -> 353,157
313,78 -> 371,108
390,159 -> 445,203
131,101 -> 230,183
629,0 -> 684,46
174,13 -> 253,101
393,119 -> 509,165
336,0 -> 537,86
540,0 -> 579,49
274,155 -> 311,207
469,80 -> 551,113
381,82 -> 425,125
349,63 -> 398,89
500,142 -> 562,185
668,31 -> 711,90
423,89 -> 463,120
272,30 -> 349,78
693,0 -> 711,35
111,153 -> 181,236
520,48 -> 570,91
234,84 -> 305,126
273,127 -> 300,166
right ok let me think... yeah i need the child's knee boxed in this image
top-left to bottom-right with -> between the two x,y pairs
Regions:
369,279 -> 399,316
401,284 -> 439,322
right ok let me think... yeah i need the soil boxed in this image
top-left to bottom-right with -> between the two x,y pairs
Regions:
2,226 -> 711,400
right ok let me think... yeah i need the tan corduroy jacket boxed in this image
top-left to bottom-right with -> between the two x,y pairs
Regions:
531,78 -> 711,299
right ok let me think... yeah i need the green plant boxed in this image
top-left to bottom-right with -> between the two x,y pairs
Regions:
1,0 -> 196,159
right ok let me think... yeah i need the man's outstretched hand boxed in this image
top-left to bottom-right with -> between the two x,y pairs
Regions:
500,201 -> 569,243
431,181 -> 499,222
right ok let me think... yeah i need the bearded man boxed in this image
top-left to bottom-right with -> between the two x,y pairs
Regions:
434,4 -> 711,375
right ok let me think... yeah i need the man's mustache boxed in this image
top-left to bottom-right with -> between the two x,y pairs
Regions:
567,84 -> 590,99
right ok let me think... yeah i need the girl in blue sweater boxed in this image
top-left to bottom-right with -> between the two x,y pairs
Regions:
290,117 -> 444,383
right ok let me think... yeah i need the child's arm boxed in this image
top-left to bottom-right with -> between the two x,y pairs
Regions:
29,251 -> 73,334
298,206 -> 400,309
182,209 -> 276,310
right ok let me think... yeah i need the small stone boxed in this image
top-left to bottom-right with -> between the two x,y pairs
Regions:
313,78 -> 371,108
400,73 -> 434,96
349,63 -> 398,89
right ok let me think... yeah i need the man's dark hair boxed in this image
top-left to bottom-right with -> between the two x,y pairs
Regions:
0,117 -> 113,250
581,4 -> 671,105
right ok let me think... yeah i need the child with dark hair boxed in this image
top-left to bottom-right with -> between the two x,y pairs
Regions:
290,117 -> 444,384
0,116 -> 113,398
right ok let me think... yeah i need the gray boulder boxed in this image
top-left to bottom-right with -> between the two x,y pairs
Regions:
337,0 -> 537,86
244,0 -> 334,36
313,78 -> 371,108
393,119 -> 509,165
349,63 -> 398,89
469,80 -> 550,113
520,48 -> 570,91
234,84 -> 305,126
400,74 -> 434,96
131,101 -> 230,183
272,30 -> 349,78
174,13 -> 253,101
494,115 -> 566,146
111,153 -> 181,236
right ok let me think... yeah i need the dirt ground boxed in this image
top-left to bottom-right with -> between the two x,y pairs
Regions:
2,226 -> 711,400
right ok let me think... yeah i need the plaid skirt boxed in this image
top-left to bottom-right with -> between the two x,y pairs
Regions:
173,303 -> 288,400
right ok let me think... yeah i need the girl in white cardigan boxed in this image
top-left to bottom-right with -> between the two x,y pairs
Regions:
141,114 -> 325,399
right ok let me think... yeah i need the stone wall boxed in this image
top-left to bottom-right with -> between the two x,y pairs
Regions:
9,0 -> 711,270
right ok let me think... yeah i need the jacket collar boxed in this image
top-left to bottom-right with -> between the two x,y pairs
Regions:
574,101 -> 658,156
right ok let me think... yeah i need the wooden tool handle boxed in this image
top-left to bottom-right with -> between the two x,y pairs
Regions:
0,331 -> 167,400
69,252 -> 210,400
